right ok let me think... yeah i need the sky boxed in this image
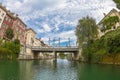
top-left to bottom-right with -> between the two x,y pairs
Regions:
0,0 -> 117,46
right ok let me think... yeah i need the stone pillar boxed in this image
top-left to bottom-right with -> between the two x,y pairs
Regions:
38,52 -> 43,59
79,49 -> 84,61
73,51 -> 80,61
53,51 -> 57,61
25,48 -> 34,59
18,45 -> 26,59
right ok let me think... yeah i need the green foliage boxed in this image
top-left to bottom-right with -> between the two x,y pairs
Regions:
105,30 -> 120,54
0,40 -> 21,59
75,16 -> 99,48
59,53 -> 66,59
102,16 -> 119,32
82,39 -> 107,63
0,39 -> 2,45
113,0 -> 120,9
4,41 -> 20,56
13,39 -> 20,44
5,27 -> 14,40
0,47 -> 13,60
75,16 -> 99,62
82,28 -> 120,63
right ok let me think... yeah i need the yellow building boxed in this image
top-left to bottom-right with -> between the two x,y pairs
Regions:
34,38 -> 42,46
98,9 -> 120,37
26,28 -> 36,46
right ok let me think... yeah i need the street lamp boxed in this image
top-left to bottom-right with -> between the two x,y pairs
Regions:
59,37 -> 60,47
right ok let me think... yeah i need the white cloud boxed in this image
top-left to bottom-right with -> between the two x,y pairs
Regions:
0,0 -> 117,46
37,29 -> 44,33
41,30 -> 76,44
42,23 -> 51,32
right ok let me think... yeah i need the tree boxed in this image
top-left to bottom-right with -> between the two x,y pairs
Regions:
5,27 -> 14,40
14,39 -> 20,44
75,16 -> 99,62
4,41 -> 20,58
102,16 -> 119,32
75,16 -> 99,48
105,33 -> 120,64
113,0 -> 120,9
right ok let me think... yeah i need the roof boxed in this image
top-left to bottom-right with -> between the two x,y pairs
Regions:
98,8 -> 119,25
15,17 -> 27,27
0,3 -> 15,18
0,3 -> 27,27
0,3 -> 7,12
27,28 -> 36,34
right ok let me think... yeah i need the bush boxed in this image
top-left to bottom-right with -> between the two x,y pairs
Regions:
5,41 -> 20,53
82,28 -> 120,63
0,47 -> 13,60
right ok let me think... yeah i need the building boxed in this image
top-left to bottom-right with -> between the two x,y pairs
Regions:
26,28 -> 36,46
0,11 -> 15,39
0,3 -> 52,59
0,3 -> 7,37
98,9 -> 120,37
0,3 -> 27,45
12,17 -> 27,45
34,38 -> 41,46
0,3 -> 6,28
20,28 -> 36,59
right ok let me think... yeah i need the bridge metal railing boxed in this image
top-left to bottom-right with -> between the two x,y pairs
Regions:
31,46 -> 78,48
31,46 -> 79,52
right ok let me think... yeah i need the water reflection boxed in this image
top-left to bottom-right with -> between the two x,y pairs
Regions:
0,60 -> 120,80
19,59 -> 77,80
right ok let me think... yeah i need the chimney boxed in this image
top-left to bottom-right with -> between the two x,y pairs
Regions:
0,3 -> 2,6
16,14 -> 18,17
7,10 -> 10,13
103,13 -> 106,16
11,13 -> 15,15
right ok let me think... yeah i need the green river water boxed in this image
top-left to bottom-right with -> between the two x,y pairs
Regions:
0,59 -> 120,80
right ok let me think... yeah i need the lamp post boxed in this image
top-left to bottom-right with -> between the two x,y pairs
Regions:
68,38 -> 70,47
53,38 -> 55,47
49,37 -> 50,46
59,37 -> 60,47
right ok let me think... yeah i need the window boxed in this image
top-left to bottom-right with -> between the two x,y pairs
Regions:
9,19 -> 11,22
18,21 -> 20,25
5,17 -> 8,21
2,13 -> 4,17
0,18 -> 2,23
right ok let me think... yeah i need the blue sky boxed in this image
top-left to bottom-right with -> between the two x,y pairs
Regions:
0,0 -> 117,46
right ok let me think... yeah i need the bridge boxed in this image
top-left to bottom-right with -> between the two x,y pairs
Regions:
20,37 -> 80,60
31,46 -> 79,52
30,46 -> 79,61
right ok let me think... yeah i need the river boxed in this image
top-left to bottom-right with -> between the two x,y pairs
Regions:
0,59 -> 120,80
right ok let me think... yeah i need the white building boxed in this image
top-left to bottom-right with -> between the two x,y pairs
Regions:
0,3 -> 6,28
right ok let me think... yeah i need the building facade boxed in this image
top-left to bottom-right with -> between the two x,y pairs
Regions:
0,3 -> 7,37
21,28 -> 36,59
26,28 -> 36,46
12,17 -> 27,45
0,3 -> 27,45
0,11 -> 14,39
98,9 -> 120,37
0,3 -> 6,28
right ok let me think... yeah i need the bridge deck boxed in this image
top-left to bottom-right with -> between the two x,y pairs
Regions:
31,46 -> 79,52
